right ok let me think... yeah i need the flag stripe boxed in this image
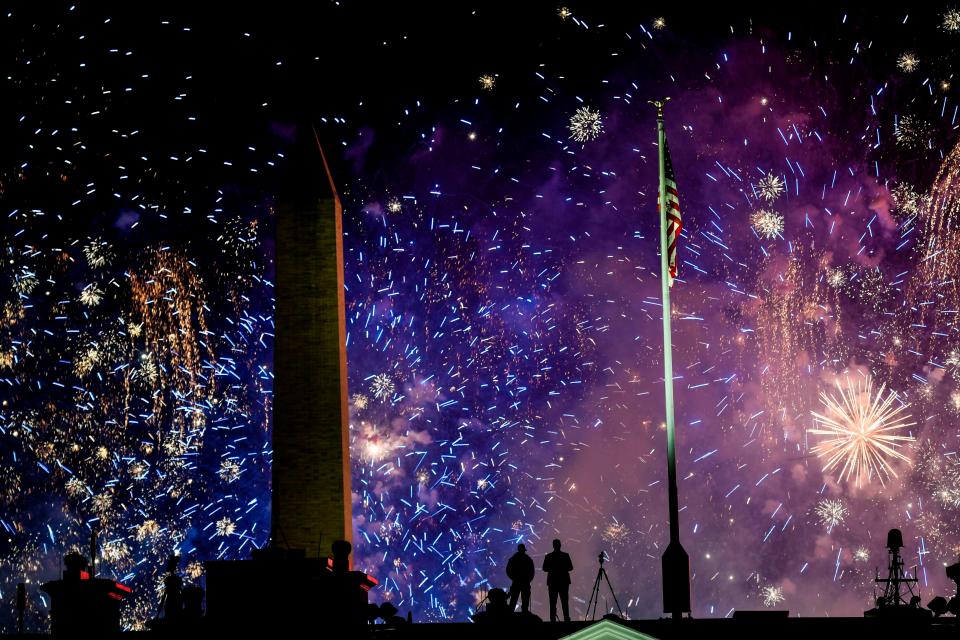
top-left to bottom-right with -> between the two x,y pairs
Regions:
657,138 -> 682,286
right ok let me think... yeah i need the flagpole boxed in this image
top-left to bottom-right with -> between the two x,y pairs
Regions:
651,98 -> 691,619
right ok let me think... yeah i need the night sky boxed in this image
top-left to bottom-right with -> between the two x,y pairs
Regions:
3,2 -> 960,630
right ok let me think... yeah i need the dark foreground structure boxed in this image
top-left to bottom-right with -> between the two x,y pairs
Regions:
6,617 -> 960,640
377,618 -> 960,640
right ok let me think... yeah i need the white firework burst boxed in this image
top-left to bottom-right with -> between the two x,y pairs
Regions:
890,182 -> 929,217
750,209 -> 784,239
815,498 -> 848,530
854,546 -> 870,562
135,356 -> 159,384
894,115 -> 932,149
185,561 -> 204,580
600,519 -> 630,547
897,52 -> 919,73
135,519 -> 160,541
558,6 -> 572,20
478,74 -> 495,91
370,373 -> 396,401
79,283 -> 104,306
74,347 -> 100,378
83,239 -> 113,268
215,517 -> 236,537
568,106 -> 603,143
827,268 -> 846,288
762,585 -> 785,607
387,197 -> 402,214
102,540 -> 130,564
128,460 -> 148,480
810,376 -> 915,487
756,172 -> 785,202
943,9 -> 960,32
13,270 -> 37,294
351,393 -> 370,410
65,476 -> 88,498
219,459 -> 241,483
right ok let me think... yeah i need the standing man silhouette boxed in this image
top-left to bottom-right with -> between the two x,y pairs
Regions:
542,539 -> 573,622
506,543 -> 535,613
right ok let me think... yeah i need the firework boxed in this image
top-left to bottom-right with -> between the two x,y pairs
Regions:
351,393 -> 370,410
65,476 -> 87,498
219,459 -> 241,483
653,17 -> 666,30
568,106 -> 603,143
750,209 -> 784,238
943,9 -> 960,32
128,461 -> 148,480
478,74 -> 495,91
809,376 -> 915,487
756,172 -> 785,203
762,585 -> 785,607
102,540 -> 131,564
854,546 -> 870,562
815,499 -> 848,530
827,268 -> 846,288
894,115 -> 932,149
890,182 -> 929,217
370,373 -> 396,401
135,520 -> 160,542
215,517 -> 236,537
897,52 -> 919,72
79,284 -> 104,306
600,519 -> 630,547
185,561 -> 204,581
558,6 -> 572,19
13,270 -> 38,294
83,239 -> 113,268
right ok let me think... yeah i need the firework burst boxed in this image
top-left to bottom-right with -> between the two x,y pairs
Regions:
827,268 -> 846,288
370,373 -> 396,401
815,498 -> 848,530
79,284 -> 104,306
351,393 -> 370,410
478,75 -> 495,91
750,209 -> 784,239
809,376 -> 915,487
762,585 -> 785,607
219,459 -> 241,483
215,517 -> 236,537
897,52 -> 919,72
943,9 -> 960,32
756,172 -> 785,202
568,106 -> 603,143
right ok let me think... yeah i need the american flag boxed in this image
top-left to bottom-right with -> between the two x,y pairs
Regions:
658,137 -> 682,286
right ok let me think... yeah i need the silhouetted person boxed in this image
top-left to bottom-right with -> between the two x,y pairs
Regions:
471,588 -> 511,624
160,554 -> 183,621
542,539 -> 573,622
321,540 -> 374,626
506,543 -> 535,613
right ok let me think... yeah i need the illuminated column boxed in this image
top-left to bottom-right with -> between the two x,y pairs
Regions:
273,126 -> 351,554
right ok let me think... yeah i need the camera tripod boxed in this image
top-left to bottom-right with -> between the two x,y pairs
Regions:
585,551 -> 624,620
